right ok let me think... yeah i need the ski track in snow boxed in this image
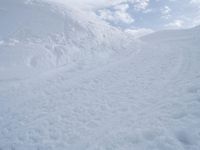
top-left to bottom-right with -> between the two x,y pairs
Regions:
0,1 -> 200,150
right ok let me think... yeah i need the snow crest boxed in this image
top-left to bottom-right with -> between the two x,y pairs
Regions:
0,0 -> 136,80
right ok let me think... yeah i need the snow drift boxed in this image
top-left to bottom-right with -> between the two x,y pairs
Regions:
1,0 -> 200,150
0,0 -> 135,80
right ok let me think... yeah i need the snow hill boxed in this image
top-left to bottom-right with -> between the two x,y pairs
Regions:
0,0 -> 200,150
0,0 -> 136,81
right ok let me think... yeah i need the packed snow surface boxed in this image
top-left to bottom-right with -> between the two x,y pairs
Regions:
0,0 -> 200,150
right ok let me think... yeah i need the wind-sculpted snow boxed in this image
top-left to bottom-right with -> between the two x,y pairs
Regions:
0,0 -> 135,80
0,0 -> 200,150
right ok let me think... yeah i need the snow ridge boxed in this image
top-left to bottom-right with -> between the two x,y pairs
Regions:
0,0 -> 136,80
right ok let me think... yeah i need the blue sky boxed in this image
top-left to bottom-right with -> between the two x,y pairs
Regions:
47,0 -> 200,30
94,0 -> 200,30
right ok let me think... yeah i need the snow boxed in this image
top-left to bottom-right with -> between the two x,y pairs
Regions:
0,0 -> 135,81
125,28 -> 154,38
0,0 -> 200,150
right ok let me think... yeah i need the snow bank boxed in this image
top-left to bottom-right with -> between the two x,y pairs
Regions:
0,0 -> 135,80
1,1 -> 200,150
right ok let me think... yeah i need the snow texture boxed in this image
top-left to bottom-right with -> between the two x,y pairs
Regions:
0,0 -> 200,150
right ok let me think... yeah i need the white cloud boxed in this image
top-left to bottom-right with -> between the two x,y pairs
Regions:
125,28 -> 154,37
143,8 -> 153,14
97,0 -> 150,24
40,0 -> 149,25
165,19 -> 184,29
40,0 -> 200,30
190,0 -> 200,4
190,0 -> 200,8
161,6 -> 171,19
99,4 -> 134,24
41,0 -> 149,10
130,0 -> 150,11
114,3 -> 129,11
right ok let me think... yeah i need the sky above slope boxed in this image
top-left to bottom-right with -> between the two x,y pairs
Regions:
43,0 -> 200,30
96,0 -> 200,30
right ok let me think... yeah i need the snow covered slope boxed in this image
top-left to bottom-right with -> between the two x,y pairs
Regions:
142,25 -> 200,42
0,1 -> 200,150
0,0 -> 135,81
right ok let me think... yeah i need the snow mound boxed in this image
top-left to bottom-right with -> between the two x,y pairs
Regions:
1,24 -> 200,149
141,25 -> 200,42
1,1 -> 200,149
0,0 -> 135,80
